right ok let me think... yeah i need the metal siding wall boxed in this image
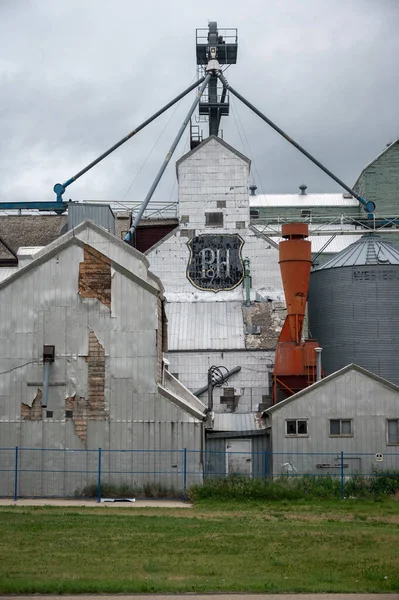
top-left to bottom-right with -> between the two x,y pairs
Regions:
309,266 -> 399,384
168,350 -> 274,413
270,369 -> 399,475
205,434 -> 270,479
68,205 -> 115,234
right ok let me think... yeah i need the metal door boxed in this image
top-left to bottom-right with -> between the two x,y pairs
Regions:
226,439 -> 252,477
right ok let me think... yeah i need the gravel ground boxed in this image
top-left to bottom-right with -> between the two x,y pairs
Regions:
0,498 -> 191,508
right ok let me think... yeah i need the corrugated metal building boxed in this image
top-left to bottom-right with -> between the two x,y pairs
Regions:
146,135 -> 285,414
205,413 -> 270,479
0,220 -> 206,497
264,364 -> 399,476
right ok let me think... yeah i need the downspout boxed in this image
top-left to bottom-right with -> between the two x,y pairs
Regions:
243,258 -> 251,306
315,347 -> 323,382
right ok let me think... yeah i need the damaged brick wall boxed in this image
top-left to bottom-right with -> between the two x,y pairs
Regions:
78,245 -> 111,308
21,389 -> 43,420
66,330 -> 108,445
243,302 -> 286,350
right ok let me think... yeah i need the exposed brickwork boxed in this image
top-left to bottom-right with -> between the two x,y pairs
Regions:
21,389 -> 43,420
66,331 -> 108,446
85,330 -> 107,417
78,245 -> 111,308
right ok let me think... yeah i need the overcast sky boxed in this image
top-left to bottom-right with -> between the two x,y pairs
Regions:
1,0 -> 398,210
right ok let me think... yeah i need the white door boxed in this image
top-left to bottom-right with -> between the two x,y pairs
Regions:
226,439 -> 252,477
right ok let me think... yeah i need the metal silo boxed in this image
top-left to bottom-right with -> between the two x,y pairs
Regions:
308,234 -> 399,384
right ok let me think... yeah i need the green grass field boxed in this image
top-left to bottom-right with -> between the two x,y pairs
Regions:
0,499 -> 398,594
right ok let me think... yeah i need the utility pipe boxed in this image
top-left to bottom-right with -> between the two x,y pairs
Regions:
315,347 -> 323,382
42,362 -> 51,408
218,73 -> 375,215
124,74 -> 212,242
194,366 -> 241,397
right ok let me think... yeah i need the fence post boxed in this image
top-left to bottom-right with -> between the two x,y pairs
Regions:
97,448 -> 102,504
263,450 -> 268,479
14,446 -> 19,501
183,448 -> 187,501
340,451 -> 345,499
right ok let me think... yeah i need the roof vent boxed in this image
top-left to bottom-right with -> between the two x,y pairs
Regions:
249,185 -> 257,196
299,184 -> 307,195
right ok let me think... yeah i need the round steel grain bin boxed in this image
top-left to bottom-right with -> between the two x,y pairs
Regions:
308,234 -> 399,384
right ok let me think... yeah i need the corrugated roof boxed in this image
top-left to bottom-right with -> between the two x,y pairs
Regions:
313,234 -> 399,269
213,412 -> 267,432
166,301 -> 245,351
250,193 -> 358,208
310,235 -> 363,254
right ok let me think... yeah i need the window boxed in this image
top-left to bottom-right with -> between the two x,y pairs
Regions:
330,419 -> 352,436
180,215 -> 190,224
301,209 -> 312,217
387,419 -> 399,444
286,419 -> 308,436
250,209 -> 259,219
205,212 -> 223,227
216,200 -> 226,208
65,410 -> 73,419
46,410 -> 53,418
235,221 -> 245,229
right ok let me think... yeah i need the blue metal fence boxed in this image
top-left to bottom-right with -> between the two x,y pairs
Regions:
0,446 -> 398,501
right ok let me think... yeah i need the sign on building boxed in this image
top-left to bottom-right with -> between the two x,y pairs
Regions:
187,234 -> 244,292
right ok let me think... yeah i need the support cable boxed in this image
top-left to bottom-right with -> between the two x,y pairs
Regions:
124,74 -> 211,242
218,73 -> 375,214
53,77 -> 206,201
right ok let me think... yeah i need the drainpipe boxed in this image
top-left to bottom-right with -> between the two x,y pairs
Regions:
243,258 -> 251,306
42,345 -> 55,408
315,347 -> 323,382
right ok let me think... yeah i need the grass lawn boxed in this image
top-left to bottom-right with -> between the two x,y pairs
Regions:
0,499 -> 398,594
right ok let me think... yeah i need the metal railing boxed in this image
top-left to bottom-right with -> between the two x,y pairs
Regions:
0,447 -> 398,501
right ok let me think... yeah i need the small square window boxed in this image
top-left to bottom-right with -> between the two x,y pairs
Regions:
387,419 -> 399,444
65,410 -> 73,419
330,419 -> 352,436
216,200 -> 226,208
46,410 -> 53,418
286,419 -> 308,436
250,209 -> 259,219
205,212 -> 223,227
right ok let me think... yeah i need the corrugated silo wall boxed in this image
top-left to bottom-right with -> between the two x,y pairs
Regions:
205,434 -> 271,479
308,265 -> 399,384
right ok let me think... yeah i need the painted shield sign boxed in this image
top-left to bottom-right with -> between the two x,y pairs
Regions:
187,234 -> 244,292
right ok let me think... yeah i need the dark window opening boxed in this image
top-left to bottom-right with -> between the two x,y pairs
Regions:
286,419 -> 308,435
205,212 -> 223,227
65,410 -> 73,419
217,200 -> 226,208
250,209 -> 259,219
330,419 -> 352,436
46,410 -> 53,418
387,419 -> 399,444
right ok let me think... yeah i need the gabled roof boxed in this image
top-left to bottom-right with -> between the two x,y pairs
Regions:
353,139 -> 399,188
0,220 -> 164,295
265,363 -> 399,414
176,135 -> 251,177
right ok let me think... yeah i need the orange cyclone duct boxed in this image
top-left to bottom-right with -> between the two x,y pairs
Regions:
273,223 -> 320,404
